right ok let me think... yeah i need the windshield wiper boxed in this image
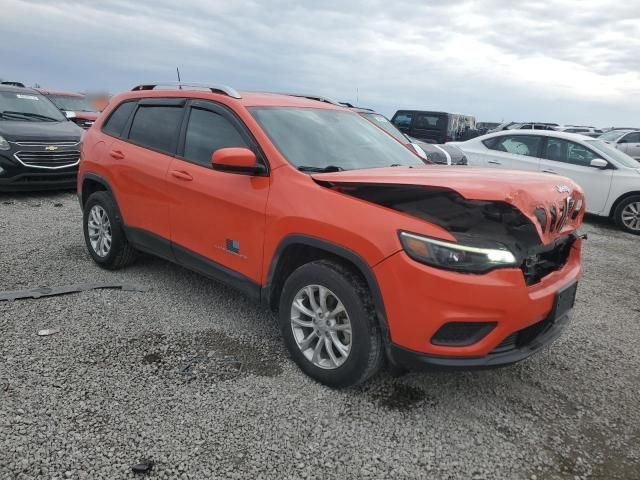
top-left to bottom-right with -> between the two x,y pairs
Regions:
0,111 -> 36,121
298,165 -> 344,173
1,111 -> 59,122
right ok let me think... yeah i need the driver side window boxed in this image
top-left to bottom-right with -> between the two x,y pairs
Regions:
182,107 -> 249,167
543,138 -> 599,167
620,132 -> 640,143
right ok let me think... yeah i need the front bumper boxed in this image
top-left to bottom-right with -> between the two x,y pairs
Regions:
374,237 -> 582,364
0,153 -> 77,191
388,309 -> 572,369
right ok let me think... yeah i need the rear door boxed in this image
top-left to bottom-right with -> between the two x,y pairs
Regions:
167,100 -> 270,285
538,137 -> 613,214
109,98 -> 185,245
479,134 -> 543,170
411,112 -> 447,143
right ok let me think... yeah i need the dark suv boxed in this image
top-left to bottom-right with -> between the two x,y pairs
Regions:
391,110 -> 477,143
0,85 -> 83,191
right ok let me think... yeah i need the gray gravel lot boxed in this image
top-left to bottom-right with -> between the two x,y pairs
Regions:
1,191 -> 639,480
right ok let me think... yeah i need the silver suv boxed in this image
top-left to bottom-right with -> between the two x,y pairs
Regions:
599,130 -> 640,161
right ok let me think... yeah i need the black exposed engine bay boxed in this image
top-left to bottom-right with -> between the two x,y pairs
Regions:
322,183 -> 577,284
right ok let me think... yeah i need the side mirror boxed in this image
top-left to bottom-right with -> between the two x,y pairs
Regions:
590,158 -> 608,169
617,138 -> 627,144
211,147 -> 266,175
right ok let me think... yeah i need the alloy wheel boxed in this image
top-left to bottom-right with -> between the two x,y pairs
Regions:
621,201 -> 640,232
290,285 -> 352,370
87,205 -> 112,257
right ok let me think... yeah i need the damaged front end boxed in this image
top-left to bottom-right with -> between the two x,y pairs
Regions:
315,181 -> 580,285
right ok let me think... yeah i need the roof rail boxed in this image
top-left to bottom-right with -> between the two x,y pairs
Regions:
131,82 -> 241,99
283,93 -> 342,106
1,81 -> 26,88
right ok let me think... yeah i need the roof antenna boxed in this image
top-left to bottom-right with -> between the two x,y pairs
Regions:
176,67 -> 182,89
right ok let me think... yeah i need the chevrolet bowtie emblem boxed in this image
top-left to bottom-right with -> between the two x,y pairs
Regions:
45,145 -> 58,151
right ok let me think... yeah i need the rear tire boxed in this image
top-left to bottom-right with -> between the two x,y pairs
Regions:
83,191 -> 136,269
613,195 -> 640,235
278,259 -> 383,388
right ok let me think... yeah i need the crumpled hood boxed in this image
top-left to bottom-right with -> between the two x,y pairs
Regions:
312,165 -> 584,244
0,120 -> 83,141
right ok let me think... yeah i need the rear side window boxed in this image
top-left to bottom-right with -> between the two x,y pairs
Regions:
182,108 -> 248,166
415,113 -> 446,130
128,106 -> 183,154
103,101 -> 136,138
483,135 -> 541,157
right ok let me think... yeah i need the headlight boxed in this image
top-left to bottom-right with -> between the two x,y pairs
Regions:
399,231 -> 517,273
0,136 -> 9,151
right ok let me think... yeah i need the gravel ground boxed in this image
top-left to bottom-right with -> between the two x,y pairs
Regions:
1,191 -> 639,480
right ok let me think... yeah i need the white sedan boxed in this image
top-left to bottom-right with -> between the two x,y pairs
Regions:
452,130 -> 640,234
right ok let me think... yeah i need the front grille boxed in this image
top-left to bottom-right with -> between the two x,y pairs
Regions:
491,333 -> 517,354
520,235 -> 575,285
14,141 -> 78,147
13,173 -> 76,183
431,321 -> 497,346
15,150 -> 80,169
490,317 -> 554,355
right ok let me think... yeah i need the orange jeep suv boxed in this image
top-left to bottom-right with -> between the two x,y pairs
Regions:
78,83 -> 584,387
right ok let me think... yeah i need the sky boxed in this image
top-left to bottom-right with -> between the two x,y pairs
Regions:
1,0 -> 639,127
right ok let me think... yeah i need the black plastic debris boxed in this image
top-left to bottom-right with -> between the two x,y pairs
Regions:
0,282 -> 149,302
131,459 -> 154,474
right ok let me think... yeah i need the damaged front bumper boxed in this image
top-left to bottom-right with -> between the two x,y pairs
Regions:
388,306 -> 573,369
374,237 -> 582,367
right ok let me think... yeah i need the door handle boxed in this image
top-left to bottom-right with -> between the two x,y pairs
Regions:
170,170 -> 193,181
109,150 -> 125,160
542,169 -> 557,174
488,160 -> 501,165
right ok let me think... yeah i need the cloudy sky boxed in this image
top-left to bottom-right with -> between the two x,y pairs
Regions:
2,0 -> 639,126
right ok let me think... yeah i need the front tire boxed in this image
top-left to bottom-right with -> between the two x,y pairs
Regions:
278,260 -> 383,388
613,195 -> 640,235
83,191 -> 136,269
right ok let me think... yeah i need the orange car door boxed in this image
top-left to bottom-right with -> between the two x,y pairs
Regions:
111,98 -> 186,243
167,100 -> 270,288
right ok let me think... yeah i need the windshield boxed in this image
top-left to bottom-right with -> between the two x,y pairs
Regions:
360,112 -> 409,144
586,140 -> 640,168
250,108 -> 424,171
598,130 -> 628,142
0,91 -> 66,122
47,95 -> 96,112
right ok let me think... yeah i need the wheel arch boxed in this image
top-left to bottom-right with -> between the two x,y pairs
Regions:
80,173 -> 112,207
262,235 -> 390,341
80,173 -> 126,225
609,191 -> 640,217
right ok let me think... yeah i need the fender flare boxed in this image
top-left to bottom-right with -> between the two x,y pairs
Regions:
262,234 -> 390,341
79,173 -> 125,224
